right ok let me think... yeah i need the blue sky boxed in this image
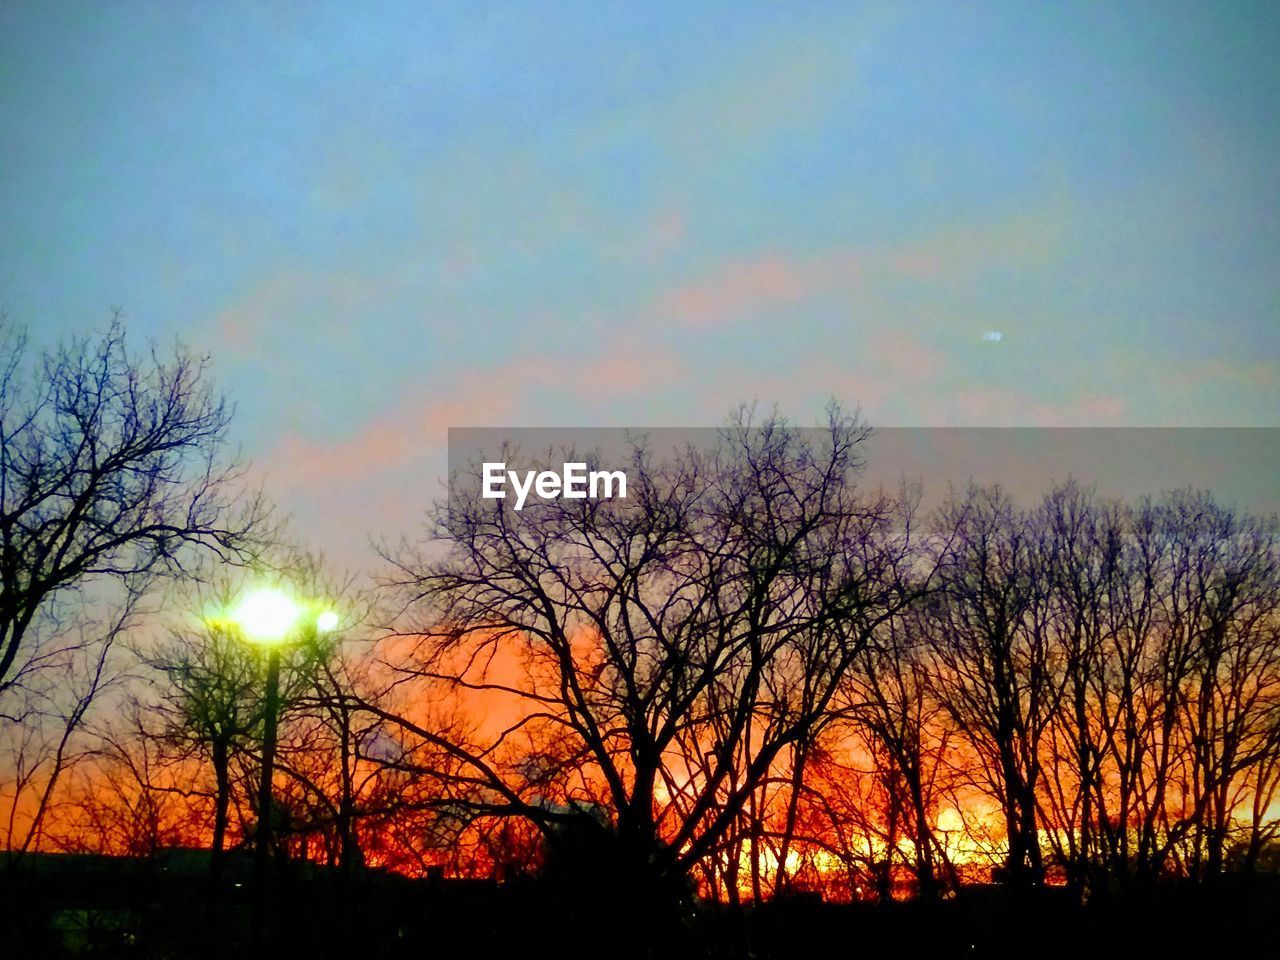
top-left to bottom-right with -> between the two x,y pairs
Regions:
2,1 -> 1277,559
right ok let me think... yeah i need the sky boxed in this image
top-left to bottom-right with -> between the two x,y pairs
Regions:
2,1 -> 1278,563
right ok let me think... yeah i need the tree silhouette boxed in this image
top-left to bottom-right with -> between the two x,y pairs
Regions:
375,408 -> 921,936
0,317 -> 271,693
144,611 -> 265,882
927,486 -> 1053,888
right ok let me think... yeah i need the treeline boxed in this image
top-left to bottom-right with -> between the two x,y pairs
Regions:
799,479 -> 1280,900
2,324 -> 1278,917
375,417 -> 1280,907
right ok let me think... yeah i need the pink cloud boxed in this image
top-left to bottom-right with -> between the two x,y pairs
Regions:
575,342 -> 689,394
646,207 -> 1067,332
651,252 -> 862,329
874,330 -> 946,381
207,266 -> 387,357
1186,358 -> 1278,392
950,387 -> 1127,427
251,337 -> 691,556
677,329 -> 947,425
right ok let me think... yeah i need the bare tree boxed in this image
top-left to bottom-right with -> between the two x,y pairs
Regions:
1164,494 -> 1280,879
372,408 -> 919,931
0,317 -> 272,852
0,582 -> 142,853
143,610 -> 266,881
1033,482 -> 1125,895
0,317 -> 270,694
927,485 -> 1057,888
53,705 -> 206,859
269,585 -> 420,880
838,606 -> 956,899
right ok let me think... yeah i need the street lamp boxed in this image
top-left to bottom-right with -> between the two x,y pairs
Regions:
224,586 -> 337,953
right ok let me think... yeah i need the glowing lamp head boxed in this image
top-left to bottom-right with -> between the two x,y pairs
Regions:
316,610 -> 340,633
231,588 -> 300,644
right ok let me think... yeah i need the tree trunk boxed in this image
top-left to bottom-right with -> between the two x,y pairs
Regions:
210,739 -> 230,883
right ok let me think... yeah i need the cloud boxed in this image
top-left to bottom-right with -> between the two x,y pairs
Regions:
644,204 -> 1069,332
650,253 -> 859,330
948,386 -> 1127,427
249,336 -> 690,560
209,266 -> 387,357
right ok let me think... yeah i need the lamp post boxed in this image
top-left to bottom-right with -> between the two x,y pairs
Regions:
226,587 -> 337,955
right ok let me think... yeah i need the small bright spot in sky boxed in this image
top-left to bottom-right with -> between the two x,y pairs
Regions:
982,331 -> 1003,342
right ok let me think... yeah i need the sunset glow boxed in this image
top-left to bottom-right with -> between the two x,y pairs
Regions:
1,3 -> 1277,957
